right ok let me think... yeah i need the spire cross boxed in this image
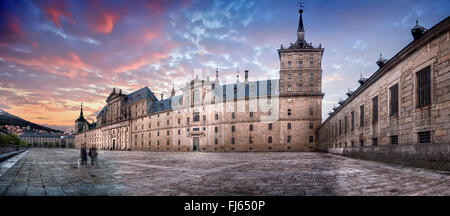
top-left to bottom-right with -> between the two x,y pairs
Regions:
298,0 -> 304,10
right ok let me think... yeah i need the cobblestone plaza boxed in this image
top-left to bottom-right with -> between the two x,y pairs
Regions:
0,149 -> 449,196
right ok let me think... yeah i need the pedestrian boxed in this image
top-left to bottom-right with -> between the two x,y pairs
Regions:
88,147 -> 98,166
80,146 -> 88,166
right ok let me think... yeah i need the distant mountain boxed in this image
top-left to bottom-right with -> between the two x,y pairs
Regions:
0,109 -> 63,133
41,124 -> 74,133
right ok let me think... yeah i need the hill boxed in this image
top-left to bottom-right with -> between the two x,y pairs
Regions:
0,109 -> 63,133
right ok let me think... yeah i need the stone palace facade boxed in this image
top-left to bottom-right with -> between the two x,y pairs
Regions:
75,7 -> 324,152
318,16 -> 450,170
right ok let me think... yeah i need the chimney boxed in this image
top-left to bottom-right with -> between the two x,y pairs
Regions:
245,70 -> 249,82
161,93 -> 164,101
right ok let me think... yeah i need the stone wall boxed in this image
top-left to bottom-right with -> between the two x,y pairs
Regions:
341,143 -> 450,171
318,17 -> 450,171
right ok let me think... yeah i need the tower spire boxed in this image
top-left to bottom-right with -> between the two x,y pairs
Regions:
295,1 -> 308,48
171,83 -> 175,97
80,102 -> 84,117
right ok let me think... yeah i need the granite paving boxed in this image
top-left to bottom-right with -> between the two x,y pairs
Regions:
0,148 -> 449,196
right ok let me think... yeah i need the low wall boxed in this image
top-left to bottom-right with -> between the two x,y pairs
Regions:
0,145 -> 27,154
338,143 -> 450,171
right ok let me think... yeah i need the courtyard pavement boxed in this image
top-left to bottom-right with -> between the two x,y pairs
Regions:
0,148 -> 449,196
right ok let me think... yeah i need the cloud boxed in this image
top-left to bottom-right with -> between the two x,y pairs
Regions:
88,12 -> 120,34
35,0 -> 75,28
352,40 -> 368,50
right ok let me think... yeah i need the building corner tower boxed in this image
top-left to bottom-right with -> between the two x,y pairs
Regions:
277,5 -> 324,151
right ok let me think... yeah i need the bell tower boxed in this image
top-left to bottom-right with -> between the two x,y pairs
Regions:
278,3 -> 324,96
277,2 -> 324,151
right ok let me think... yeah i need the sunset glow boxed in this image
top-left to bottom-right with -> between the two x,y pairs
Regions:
0,0 -> 448,130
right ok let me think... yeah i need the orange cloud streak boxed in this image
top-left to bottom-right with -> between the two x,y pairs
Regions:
89,12 -> 120,34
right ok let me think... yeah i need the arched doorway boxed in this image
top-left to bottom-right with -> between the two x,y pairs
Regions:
193,137 -> 199,152
112,138 -> 116,150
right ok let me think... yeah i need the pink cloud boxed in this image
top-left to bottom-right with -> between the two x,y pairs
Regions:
36,0 -> 75,28
88,12 -> 120,34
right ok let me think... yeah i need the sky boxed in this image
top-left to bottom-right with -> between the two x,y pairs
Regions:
0,0 -> 449,130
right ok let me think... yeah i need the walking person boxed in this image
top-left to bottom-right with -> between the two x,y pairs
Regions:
88,147 -> 98,166
80,145 -> 88,166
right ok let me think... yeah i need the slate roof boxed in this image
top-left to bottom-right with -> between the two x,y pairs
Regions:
124,87 -> 157,106
214,79 -> 279,100
20,132 -> 61,138
148,98 -> 173,113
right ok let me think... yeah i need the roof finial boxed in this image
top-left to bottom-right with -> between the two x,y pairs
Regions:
298,0 -> 304,13
171,83 -> 175,97
80,102 -> 84,118
416,18 -> 419,26
216,67 -> 219,78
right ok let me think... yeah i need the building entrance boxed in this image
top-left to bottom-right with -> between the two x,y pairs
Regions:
193,137 -> 199,152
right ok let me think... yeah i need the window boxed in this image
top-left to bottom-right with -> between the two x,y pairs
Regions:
310,73 -> 314,79
309,108 -> 313,115
298,84 -> 302,91
344,116 -> 347,133
231,137 -> 235,144
203,115 -> 206,121
268,136 -> 272,143
249,124 -> 253,131
359,140 -> 364,147
193,112 -> 200,122
187,117 -> 190,124
417,66 -> 431,108
249,136 -> 253,144
360,105 -> 365,127
298,72 -> 302,79
167,120 -> 169,126
372,96 -> 378,123
288,109 -> 291,116
298,61 -> 303,67
215,138 -> 218,145
178,119 -> 181,124
178,129 -> 180,135
232,112 -> 235,119
215,114 -> 219,120
418,131 -> 431,143
178,140 -> 181,145
231,125 -> 235,132
309,122 -> 313,129
288,61 -> 292,67
351,141 -> 355,147
287,136 -> 291,143
268,123 -> 272,130
287,85 -> 292,92
287,73 -> 292,79
309,84 -> 314,91
390,136 -> 398,145
390,84 -> 399,116
351,111 -> 354,131
287,123 -> 291,129
215,127 -> 218,133
249,112 -> 254,117
339,119 -> 342,135
309,60 -> 314,67
372,138 -> 378,146
309,136 -> 313,143
157,131 -> 160,136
